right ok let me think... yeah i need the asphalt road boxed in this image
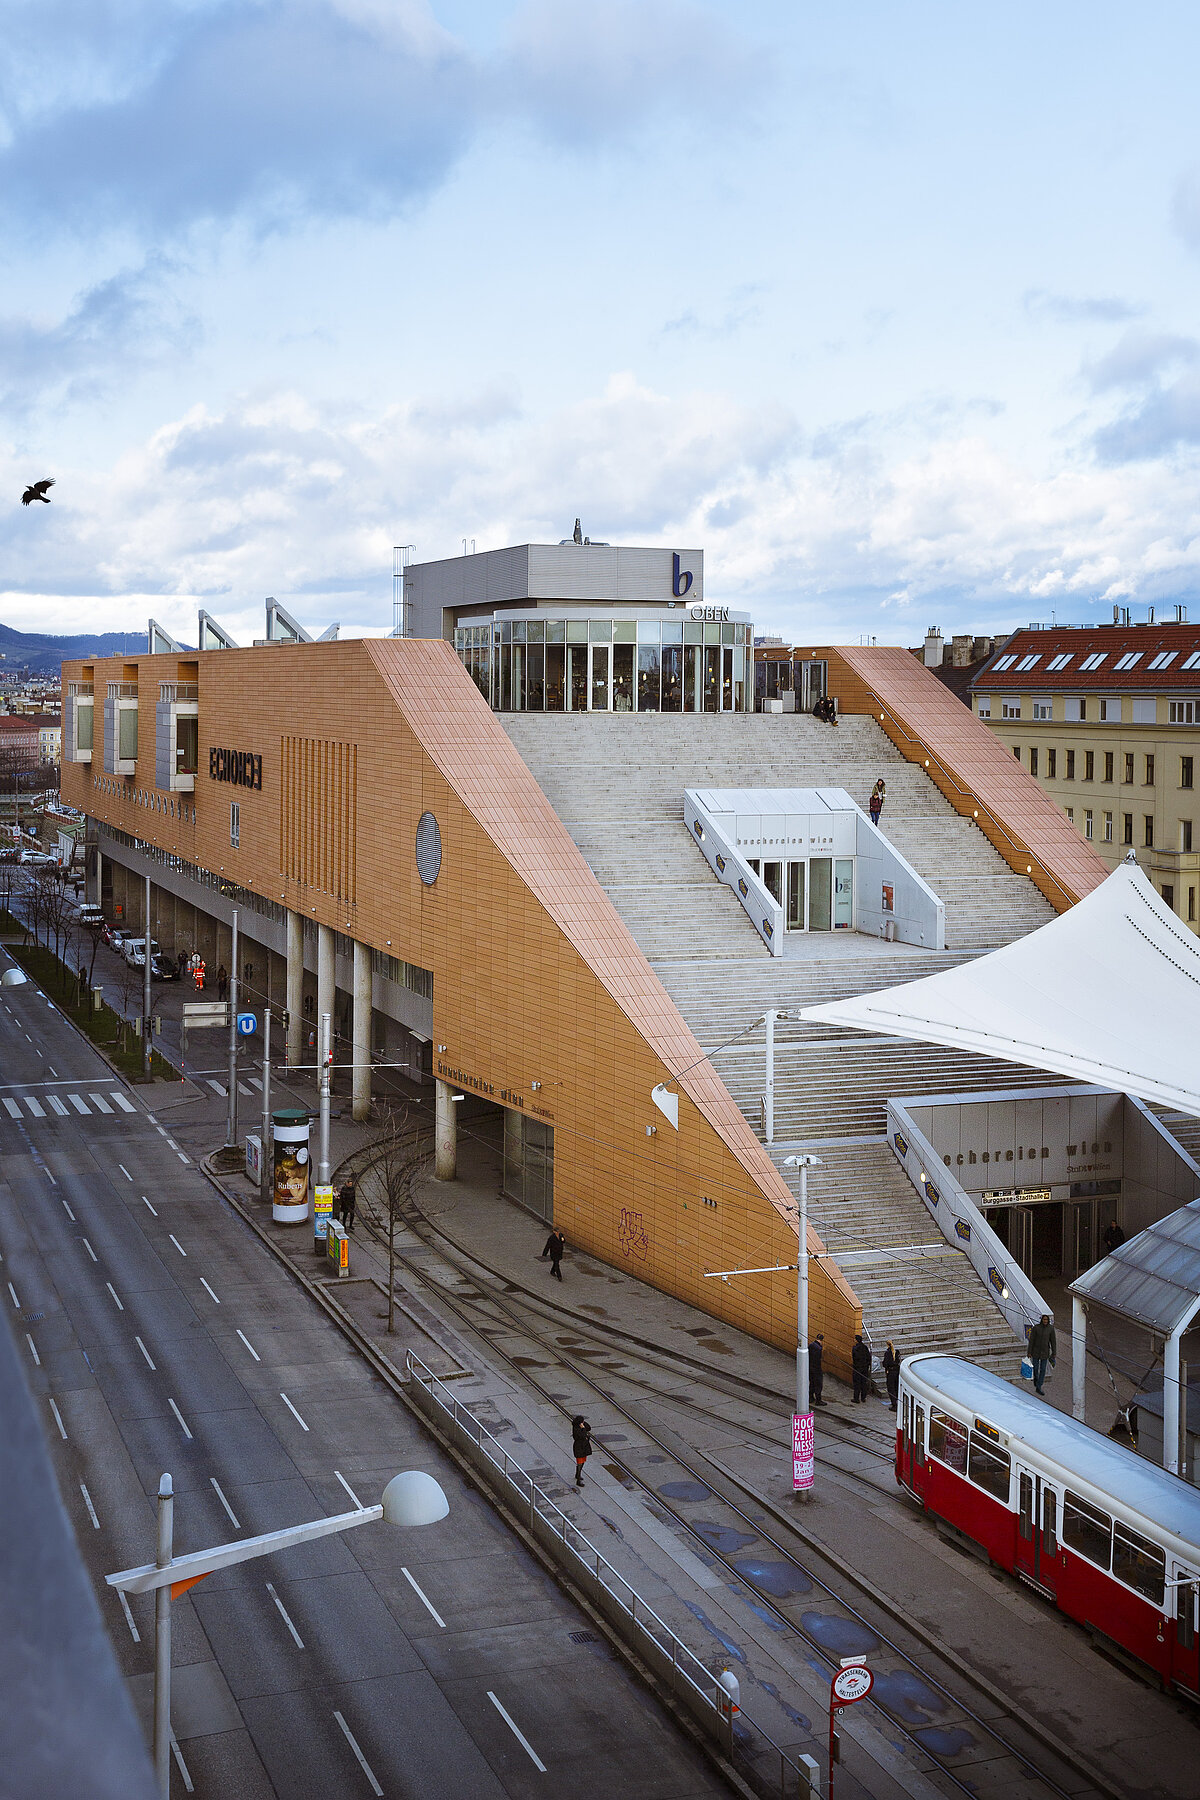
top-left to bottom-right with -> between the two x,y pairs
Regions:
0,965 -> 726,1800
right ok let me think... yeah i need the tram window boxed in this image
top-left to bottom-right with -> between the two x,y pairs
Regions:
1043,1489 -> 1058,1557
928,1409 -> 968,1472
1063,1491 -> 1112,1571
1018,1473 -> 1033,1541
914,1403 -> 925,1465
968,1434 -> 1011,1503
1112,1524 -> 1165,1605
1177,1578 -> 1197,1649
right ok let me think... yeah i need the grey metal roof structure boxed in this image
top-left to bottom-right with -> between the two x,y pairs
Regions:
1070,1197 -> 1200,1338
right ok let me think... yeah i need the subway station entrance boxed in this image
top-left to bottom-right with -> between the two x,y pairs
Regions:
983,1184 -> 1121,1283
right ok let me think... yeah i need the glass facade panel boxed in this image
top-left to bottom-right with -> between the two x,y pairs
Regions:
684,645 -> 698,711
503,1110 -> 554,1221
527,642 -> 545,710
118,706 -> 138,761
787,861 -> 805,930
662,629 -> 683,711
591,644 -> 610,709
176,715 -> 198,774
834,858 -> 854,929
568,643 -> 588,710
703,646 -> 720,711
809,858 -> 832,930
637,640 -> 661,710
613,643 -> 634,711
545,643 -> 565,711
454,614 -> 754,712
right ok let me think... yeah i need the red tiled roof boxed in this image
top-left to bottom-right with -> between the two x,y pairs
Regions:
972,624 -> 1200,691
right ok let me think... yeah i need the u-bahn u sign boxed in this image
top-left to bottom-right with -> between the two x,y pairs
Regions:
209,746 -> 263,790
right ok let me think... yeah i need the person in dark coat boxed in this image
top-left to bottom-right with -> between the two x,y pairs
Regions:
571,1415 -> 593,1487
1027,1314 -> 1056,1395
1102,1220 -> 1127,1255
544,1229 -> 565,1281
869,779 -> 886,827
338,1176 -> 356,1233
882,1341 -> 900,1410
851,1334 -> 872,1403
216,964 -> 228,1002
808,1334 -> 825,1406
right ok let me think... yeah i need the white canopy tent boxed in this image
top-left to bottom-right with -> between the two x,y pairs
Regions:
800,857 -> 1200,1119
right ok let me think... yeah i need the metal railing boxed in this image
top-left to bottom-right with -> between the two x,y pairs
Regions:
405,1350 -> 814,1797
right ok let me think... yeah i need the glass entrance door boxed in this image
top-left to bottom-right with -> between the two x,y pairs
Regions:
703,646 -> 720,711
590,643 -> 610,709
787,861 -> 806,930
763,862 -> 783,906
809,858 -> 832,930
568,643 -> 589,710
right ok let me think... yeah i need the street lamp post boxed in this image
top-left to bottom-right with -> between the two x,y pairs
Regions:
109,1469 -> 450,1799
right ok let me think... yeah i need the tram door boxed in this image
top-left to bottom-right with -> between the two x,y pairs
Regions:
899,1392 -> 924,1491
1171,1568 -> 1199,1696
1014,1467 -> 1059,1596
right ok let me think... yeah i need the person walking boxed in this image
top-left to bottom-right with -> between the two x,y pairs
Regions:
1027,1314 -> 1057,1395
808,1333 -> 825,1407
882,1340 -> 900,1410
571,1415 -> 593,1488
1102,1220 -> 1127,1256
339,1175 -> 356,1234
216,963 -> 228,1002
546,1229 -> 565,1281
194,957 -> 206,991
869,779 -> 886,827
851,1334 -> 872,1403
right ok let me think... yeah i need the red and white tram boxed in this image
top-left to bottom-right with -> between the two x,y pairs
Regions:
897,1355 -> 1200,1694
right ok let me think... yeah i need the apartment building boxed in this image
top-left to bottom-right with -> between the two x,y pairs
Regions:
969,617 -> 1200,928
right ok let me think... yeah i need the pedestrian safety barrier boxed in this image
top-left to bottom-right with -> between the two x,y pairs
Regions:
405,1349 -> 817,1797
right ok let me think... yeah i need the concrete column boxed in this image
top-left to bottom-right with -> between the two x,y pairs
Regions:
352,941 -> 371,1123
317,924 -> 336,1090
435,1078 -> 457,1181
1165,1329 -> 1182,1476
1071,1297 -> 1087,1423
285,910 -> 304,1068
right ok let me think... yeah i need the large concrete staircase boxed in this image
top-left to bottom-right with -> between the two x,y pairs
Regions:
503,711 -> 1062,1367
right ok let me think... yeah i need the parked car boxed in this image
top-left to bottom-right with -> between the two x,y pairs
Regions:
124,936 -> 161,968
106,928 -> 134,957
150,952 -> 179,982
76,903 -> 104,930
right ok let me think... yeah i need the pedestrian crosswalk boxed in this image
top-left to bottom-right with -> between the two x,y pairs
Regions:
1,1089 -> 137,1121
206,1079 -> 258,1097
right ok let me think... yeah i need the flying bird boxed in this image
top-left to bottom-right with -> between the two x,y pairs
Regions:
21,479 -> 55,506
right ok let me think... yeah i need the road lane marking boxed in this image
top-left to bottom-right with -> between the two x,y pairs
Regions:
7,1281 -> 20,1308
332,1712 -> 382,1797
118,1591 -> 140,1642
402,1567 -> 446,1627
488,1692 -> 547,1771
207,1080 -> 226,1095
117,1160 -> 131,1178
334,1470 -> 362,1508
23,1031 -> 31,1042
105,1281 -> 124,1311
266,1582 -> 305,1648
168,1398 -> 193,1440
169,1234 -> 187,1257
62,1199 -> 75,1220
279,1392 -> 309,1430
199,1278 -> 220,1304
236,1329 -> 260,1361
91,1095 -> 114,1114
142,1196 -> 158,1216
156,1125 -> 167,1136
210,1477 -> 240,1529
135,1336 -> 156,1369
165,1137 -> 180,1150
47,1094 -> 68,1115
68,1095 -> 89,1114
47,1065 -> 57,1078
81,1238 -> 98,1261
111,1093 -> 136,1113
177,1151 -> 189,1164
26,1333 -> 40,1364
2,1098 -> 21,1119
43,1168 -> 56,1184
24,1095 -> 45,1117
80,1483 -> 100,1529
48,1398 -> 67,1440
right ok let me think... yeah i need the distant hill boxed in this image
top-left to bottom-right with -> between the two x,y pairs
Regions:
0,622 -> 153,676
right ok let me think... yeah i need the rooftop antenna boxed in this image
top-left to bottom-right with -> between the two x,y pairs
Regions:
391,546 -> 413,637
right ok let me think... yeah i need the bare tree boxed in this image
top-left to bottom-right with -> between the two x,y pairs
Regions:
82,918 -> 104,999
360,1106 -> 431,1334
37,868 -> 72,969
0,860 -> 16,926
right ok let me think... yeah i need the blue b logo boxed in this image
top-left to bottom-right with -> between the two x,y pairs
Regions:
672,553 -> 693,598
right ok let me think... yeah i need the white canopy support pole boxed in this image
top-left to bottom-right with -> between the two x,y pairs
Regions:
1165,1329 -> 1182,1477
1071,1296 -> 1087,1423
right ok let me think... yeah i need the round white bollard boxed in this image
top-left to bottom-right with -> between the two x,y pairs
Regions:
717,1669 -> 741,1715
381,1470 -> 450,1529
1,967 -> 28,986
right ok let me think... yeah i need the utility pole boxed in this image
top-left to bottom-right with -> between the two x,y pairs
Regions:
225,909 -> 239,1149
142,873 -> 152,1078
153,1474 -> 173,1799
764,1007 -> 777,1144
318,1011 -> 332,1184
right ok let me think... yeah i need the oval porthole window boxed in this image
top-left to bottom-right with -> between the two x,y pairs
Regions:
415,811 -> 442,885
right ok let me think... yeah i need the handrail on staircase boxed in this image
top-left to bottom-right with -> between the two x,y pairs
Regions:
865,699 -> 1077,909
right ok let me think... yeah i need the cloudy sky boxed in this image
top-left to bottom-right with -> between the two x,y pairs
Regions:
3,1 -> 1200,647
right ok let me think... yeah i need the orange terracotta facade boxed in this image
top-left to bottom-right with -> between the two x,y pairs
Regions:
63,640 -> 863,1372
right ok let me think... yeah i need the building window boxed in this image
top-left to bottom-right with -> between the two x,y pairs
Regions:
1103,751 -> 1114,782
1080,652 -> 1107,671
1015,654 -> 1041,671
1145,754 -> 1155,786
1182,820 -> 1193,853
1104,812 -> 1113,843
1124,753 -> 1134,784
1170,699 -> 1197,724
1184,650 -> 1200,671
1084,810 -> 1094,840
1113,651 -> 1142,671
1066,749 -> 1076,780
1123,813 -> 1133,845
1190,888 -> 1196,922
1065,805 -> 1074,824
1012,743 -> 1021,759
976,695 -> 991,718
1183,757 -> 1194,790
1163,885 -> 1175,912
1047,748 -> 1057,779
1032,700 -> 1051,719
1145,816 -> 1155,848
1029,748 -> 1038,777
992,654 -> 1017,671
230,802 -> 240,848
1148,650 -> 1177,670
1047,652 -> 1072,671
1084,750 -> 1095,781
1002,698 -> 1020,719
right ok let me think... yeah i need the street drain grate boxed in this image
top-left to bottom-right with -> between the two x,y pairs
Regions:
568,1630 -> 598,1645
23,1313 -> 44,1323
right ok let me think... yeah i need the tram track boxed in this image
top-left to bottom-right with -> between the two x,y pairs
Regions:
348,1170 -> 1122,1800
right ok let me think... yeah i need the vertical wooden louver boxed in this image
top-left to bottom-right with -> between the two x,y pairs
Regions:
280,736 -> 358,903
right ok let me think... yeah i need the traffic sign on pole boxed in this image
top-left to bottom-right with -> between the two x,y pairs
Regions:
828,1660 -> 873,1797
236,1011 -> 257,1037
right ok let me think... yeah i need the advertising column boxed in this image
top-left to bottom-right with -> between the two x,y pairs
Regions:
272,1108 -> 312,1224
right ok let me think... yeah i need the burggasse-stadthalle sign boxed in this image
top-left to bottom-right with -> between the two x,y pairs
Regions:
209,747 -> 263,789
